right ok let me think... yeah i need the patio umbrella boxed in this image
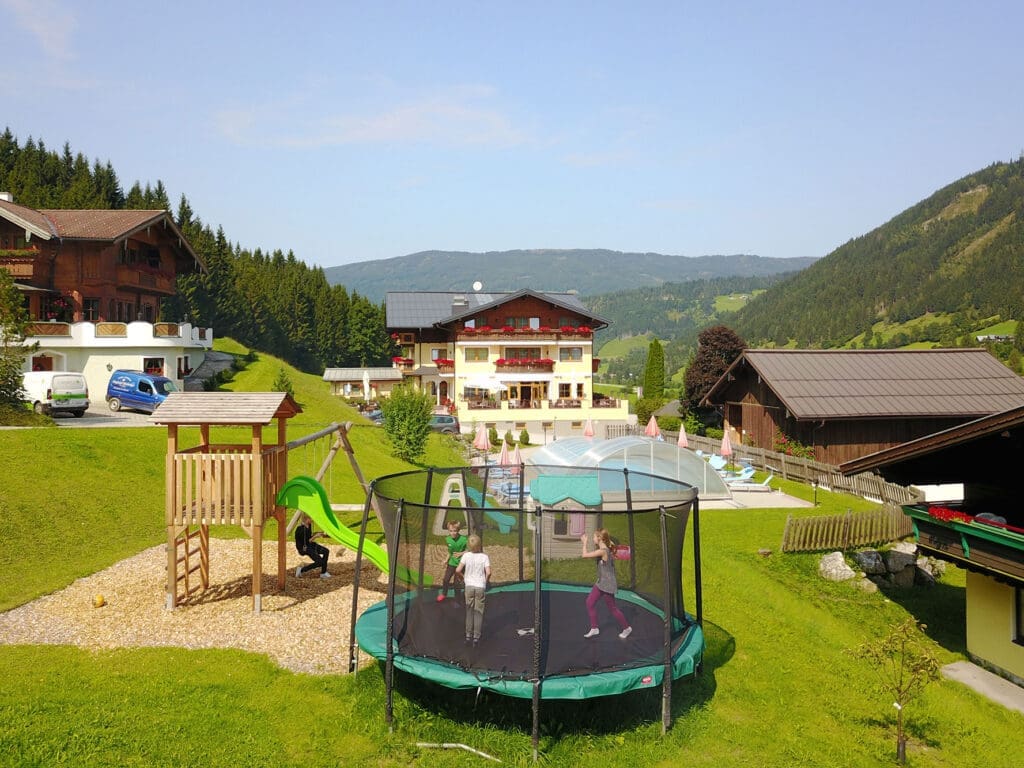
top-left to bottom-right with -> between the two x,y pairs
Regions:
720,429 -> 733,468
497,440 -> 510,465
473,423 -> 491,452
677,425 -> 688,449
362,370 -> 371,402
510,444 -> 522,475
583,418 -> 595,438
644,414 -> 661,438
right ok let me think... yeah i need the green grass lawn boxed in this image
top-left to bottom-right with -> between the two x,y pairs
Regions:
1,349 -> 1023,765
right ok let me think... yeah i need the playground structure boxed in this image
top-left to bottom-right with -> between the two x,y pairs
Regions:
152,392 -> 373,613
352,463 -> 704,758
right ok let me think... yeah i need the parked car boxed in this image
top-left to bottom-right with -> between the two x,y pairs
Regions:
105,369 -> 178,414
21,371 -> 89,417
365,409 -> 384,425
429,414 -> 461,434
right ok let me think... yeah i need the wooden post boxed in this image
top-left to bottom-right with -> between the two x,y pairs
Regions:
277,416 -> 288,591
165,424 -> 179,610
252,424 -> 264,613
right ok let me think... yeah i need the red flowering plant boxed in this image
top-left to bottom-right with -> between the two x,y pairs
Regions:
559,325 -> 575,333
772,429 -> 815,459
478,325 -> 492,332
501,325 -> 515,333
576,325 -> 593,333
926,506 -> 974,524
462,326 -> 476,334
434,358 -> 455,366
538,325 -> 551,332
392,356 -> 415,365
390,332 -> 400,340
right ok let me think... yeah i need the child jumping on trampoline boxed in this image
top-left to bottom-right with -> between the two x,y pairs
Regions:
455,534 -> 491,645
437,518 -> 467,602
581,529 -> 632,639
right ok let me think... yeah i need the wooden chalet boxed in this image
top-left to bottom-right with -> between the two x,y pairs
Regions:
702,349 -> 1024,465
0,194 -> 204,323
840,406 -> 1024,687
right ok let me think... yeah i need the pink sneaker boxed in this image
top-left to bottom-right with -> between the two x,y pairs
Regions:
436,593 -> 446,602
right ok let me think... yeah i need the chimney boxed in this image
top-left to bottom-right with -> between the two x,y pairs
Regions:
0,192 -> 13,203
451,294 -> 468,314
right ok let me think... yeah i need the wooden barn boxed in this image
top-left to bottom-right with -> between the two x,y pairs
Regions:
702,349 -> 1024,466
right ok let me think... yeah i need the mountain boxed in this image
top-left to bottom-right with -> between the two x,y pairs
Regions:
734,159 -> 1024,348
323,249 -> 816,301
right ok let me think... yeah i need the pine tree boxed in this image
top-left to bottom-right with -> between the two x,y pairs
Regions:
642,338 -> 665,400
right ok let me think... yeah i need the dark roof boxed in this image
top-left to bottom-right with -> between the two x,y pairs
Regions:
0,200 -> 203,270
839,404 -> 1024,489
704,348 -> 1024,419
385,289 -> 605,329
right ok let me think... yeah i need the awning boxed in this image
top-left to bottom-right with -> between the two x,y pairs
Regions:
462,378 -> 508,391
494,373 -> 553,382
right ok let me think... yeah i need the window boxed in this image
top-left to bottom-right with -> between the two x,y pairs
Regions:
464,348 -> 488,362
558,383 -> 571,398
83,298 -> 100,322
142,303 -> 154,322
505,347 -> 541,359
558,316 -> 577,327
559,347 -> 583,361
143,357 -> 164,375
1017,587 -> 1024,645
504,316 -> 540,329
83,254 -> 100,279
431,348 -> 447,361
176,356 -> 191,378
139,381 -> 153,395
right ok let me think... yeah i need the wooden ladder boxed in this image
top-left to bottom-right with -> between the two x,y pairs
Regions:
173,526 -> 208,603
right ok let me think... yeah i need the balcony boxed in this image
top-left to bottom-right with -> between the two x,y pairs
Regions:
434,359 -> 455,375
392,357 -> 415,372
457,325 -> 592,342
904,504 -> 1024,582
0,251 -> 37,278
116,265 -> 176,293
494,358 -> 555,373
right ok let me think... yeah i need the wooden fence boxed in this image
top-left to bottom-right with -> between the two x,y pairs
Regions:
606,424 -> 922,552
780,506 -> 914,553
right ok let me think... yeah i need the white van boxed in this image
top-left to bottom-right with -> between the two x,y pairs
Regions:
22,371 -> 90,417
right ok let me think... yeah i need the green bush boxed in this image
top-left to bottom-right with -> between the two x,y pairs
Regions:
504,429 -> 516,446
488,426 -> 500,446
380,384 -> 433,462
519,428 -> 531,446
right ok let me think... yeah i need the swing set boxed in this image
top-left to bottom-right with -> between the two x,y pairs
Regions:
152,391 -> 373,613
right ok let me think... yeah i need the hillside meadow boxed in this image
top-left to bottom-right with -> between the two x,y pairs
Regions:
1,345 -> 1023,766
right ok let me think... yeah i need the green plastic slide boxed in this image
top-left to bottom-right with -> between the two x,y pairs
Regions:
276,475 -> 429,585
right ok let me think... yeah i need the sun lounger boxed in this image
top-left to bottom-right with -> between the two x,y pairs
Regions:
707,455 -> 727,471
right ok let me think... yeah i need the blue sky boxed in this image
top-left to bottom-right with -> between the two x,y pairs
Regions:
2,1 -> 1022,268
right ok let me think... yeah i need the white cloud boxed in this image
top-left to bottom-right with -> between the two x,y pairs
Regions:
1,0 -> 76,63
215,86 -> 529,149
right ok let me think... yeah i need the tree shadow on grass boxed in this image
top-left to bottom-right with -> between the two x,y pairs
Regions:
874,581 -> 966,655
386,619 -> 736,742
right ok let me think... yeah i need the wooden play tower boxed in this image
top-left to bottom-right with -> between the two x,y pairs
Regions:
152,391 -> 301,613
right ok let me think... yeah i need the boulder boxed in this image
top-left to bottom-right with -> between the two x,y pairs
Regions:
891,541 -> 918,556
819,551 -> 856,582
854,577 -> 879,593
914,566 -> 936,587
851,549 -> 887,575
883,549 -> 917,573
891,565 -> 917,589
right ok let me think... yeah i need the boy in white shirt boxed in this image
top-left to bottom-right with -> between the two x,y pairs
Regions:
455,534 -> 491,646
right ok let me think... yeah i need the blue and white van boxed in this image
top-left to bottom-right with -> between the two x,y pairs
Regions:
105,370 -> 177,414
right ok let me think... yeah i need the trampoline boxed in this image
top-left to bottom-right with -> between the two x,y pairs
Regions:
349,464 -> 704,755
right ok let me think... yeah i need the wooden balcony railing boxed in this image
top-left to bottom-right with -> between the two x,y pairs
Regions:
26,321 -> 71,336
116,265 -> 176,293
495,360 -> 555,373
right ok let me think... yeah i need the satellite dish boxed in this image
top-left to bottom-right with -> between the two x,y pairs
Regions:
472,281 -> 483,291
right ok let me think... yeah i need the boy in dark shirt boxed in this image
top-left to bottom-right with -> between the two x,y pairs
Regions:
295,513 -> 332,579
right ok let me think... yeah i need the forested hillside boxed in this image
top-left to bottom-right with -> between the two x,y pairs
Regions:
324,249 -> 815,301
735,158 -> 1024,348
0,128 -> 393,373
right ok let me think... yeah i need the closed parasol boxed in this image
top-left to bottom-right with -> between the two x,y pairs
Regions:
644,415 -> 661,438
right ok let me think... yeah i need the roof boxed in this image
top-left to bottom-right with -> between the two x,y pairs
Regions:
150,392 -> 301,425
322,367 -> 403,382
0,199 -> 203,269
839,403 -> 1024,485
704,348 -> 1024,419
385,289 -> 605,330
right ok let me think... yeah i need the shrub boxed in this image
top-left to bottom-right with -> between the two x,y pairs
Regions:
504,430 -> 516,446
519,428 -> 531,446
488,426 -> 500,446
380,384 -> 433,462
272,367 -> 294,398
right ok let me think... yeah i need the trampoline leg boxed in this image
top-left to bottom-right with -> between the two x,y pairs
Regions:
532,680 -> 541,761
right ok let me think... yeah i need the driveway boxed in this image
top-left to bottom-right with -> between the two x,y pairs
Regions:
51,405 -> 156,428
